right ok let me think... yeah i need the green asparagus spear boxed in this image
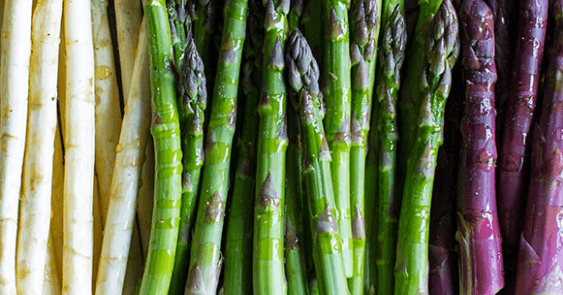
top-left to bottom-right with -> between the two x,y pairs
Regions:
252,0 -> 290,293
394,0 -> 459,293
302,0 -> 324,64
375,2 -> 406,294
139,1 -> 183,294
398,0 -> 444,203
193,0 -> 217,81
322,0 -> 353,277
348,0 -> 382,293
285,4 -> 309,295
184,0 -> 248,292
287,29 -> 350,295
222,1 -> 263,293
168,17 -> 208,295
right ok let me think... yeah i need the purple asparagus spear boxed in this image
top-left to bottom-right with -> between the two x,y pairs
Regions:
457,0 -> 504,294
497,0 -> 548,272
514,1 -> 563,293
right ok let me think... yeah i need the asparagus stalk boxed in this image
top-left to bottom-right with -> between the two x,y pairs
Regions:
62,0 -> 97,293
252,0 -> 290,293
287,29 -> 349,295
428,62 -> 462,295
498,0 -> 548,286
15,1 -> 62,294
302,0 -> 324,63
0,1 -> 32,294
514,1 -> 563,292
166,3 -> 209,292
138,1 -> 183,293
457,1 -> 504,293
397,0 -> 444,195
394,0 -> 459,293
95,22 -> 151,295
374,2 -> 406,294
184,0 -> 248,292
193,0 -> 217,104
222,0 -> 262,292
322,0 -> 354,277
348,0 -> 382,293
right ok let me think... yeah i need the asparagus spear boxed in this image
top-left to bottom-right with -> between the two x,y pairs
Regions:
322,0 -> 354,277
457,1 -> 504,293
285,3 -> 309,295
287,29 -> 350,295
184,0 -> 248,292
138,1 -> 183,294
497,0 -> 548,287
222,1 -> 262,293
0,1 -> 33,294
394,1 -> 459,293
374,2 -> 406,294
397,0 -> 444,197
428,61 -> 462,295
193,0 -> 217,84
302,0 -> 324,65
252,0 -> 290,293
167,4 -> 209,292
348,0 -> 382,293
514,1 -> 563,292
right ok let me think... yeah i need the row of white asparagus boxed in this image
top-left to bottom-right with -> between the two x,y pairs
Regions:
0,0 -> 155,294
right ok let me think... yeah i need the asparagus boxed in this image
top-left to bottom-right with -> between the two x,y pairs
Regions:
514,1 -> 563,292
428,61 -> 462,295
457,1 -> 504,293
287,29 -> 349,295
193,0 -> 217,83
394,0 -> 459,293
374,2 -> 406,294
167,3 -> 209,292
222,1 -> 262,293
138,1 -> 183,294
184,0 -> 248,292
285,2 -> 309,294
348,0 -> 382,293
497,0 -> 548,287
322,0 -> 354,277
397,0 -> 444,197
302,0 -> 324,65
252,0 -> 290,293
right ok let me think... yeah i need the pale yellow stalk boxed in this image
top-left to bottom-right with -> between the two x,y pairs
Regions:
42,236 -> 62,295
91,0 -> 122,227
62,0 -> 96,293
114,0 -> 142,101
95,21 -> 150,295
15,1 -> 63,294
0,1 -> 33,294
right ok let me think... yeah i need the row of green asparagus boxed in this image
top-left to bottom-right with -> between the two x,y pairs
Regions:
136,0 -> 460,293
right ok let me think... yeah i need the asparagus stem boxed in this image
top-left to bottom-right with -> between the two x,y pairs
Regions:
193,0 -> 217,114
348,0 -> 382,293
138,1 -> 183,294
394,1 -> 459,293
252,0 -> 290,293
374,2 -> 406,294
287,29 -> 350,295
322,0 -> 353,278
168,5 -> 209,292
184,0 -> 248,292
397,0 -> 443,199
514,1 -> 563,292
222,1 -> 262,292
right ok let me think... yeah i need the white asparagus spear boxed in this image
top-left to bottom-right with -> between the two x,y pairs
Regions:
15,0 -> 63,294
114,0 -> 153,259
62,0 -> 96,293
91,0 -> 122,227
114,0 -> 142,101
0,1 -> 33,294
95,21 -> 151,295
42,235 -> 62,295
